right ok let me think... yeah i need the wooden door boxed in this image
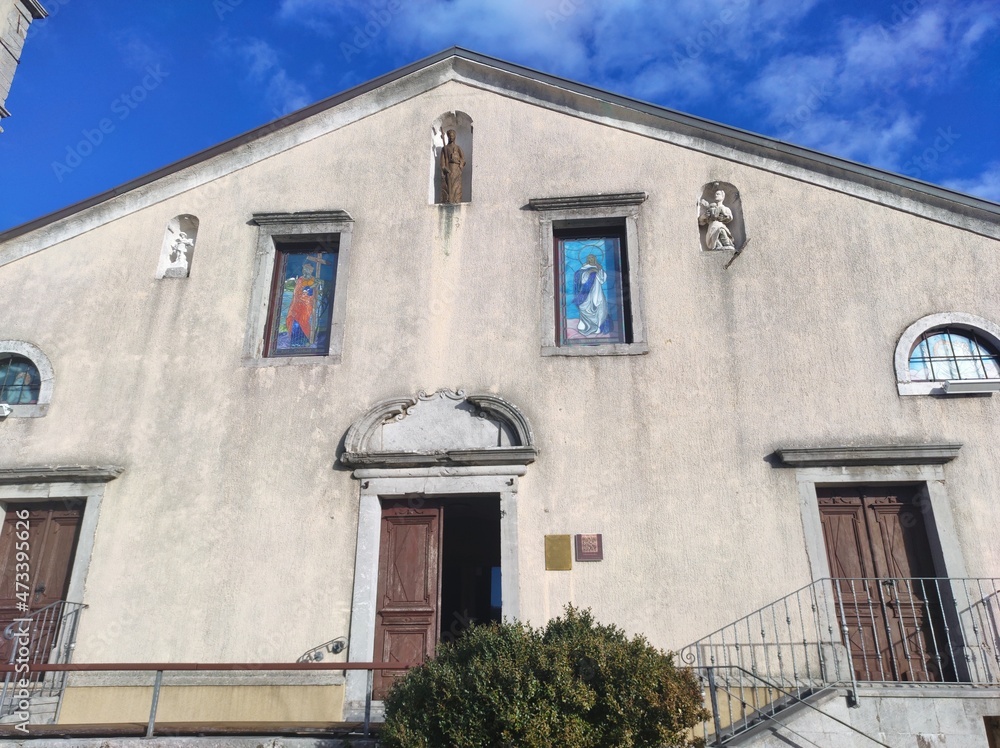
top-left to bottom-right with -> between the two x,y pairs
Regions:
372,502 -> 442,699
0,502 -> 83,664
818,487 -> 950,683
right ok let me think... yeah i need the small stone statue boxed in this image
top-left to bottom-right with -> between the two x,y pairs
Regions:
164,231 -> 194,275
440,129 -> 466,204
698,189 -> 736,251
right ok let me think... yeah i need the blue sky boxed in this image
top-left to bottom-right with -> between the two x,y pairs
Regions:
2,0 -> 998,232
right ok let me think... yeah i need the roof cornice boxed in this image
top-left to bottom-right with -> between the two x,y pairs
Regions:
1,47 -> 998,255
20,0 -> 47,20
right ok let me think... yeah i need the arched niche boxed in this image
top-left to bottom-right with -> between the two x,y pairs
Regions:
430,112 -> 473,205
698,182 -> 746,252
341,389 -> 536,467
155,214 -> 199,279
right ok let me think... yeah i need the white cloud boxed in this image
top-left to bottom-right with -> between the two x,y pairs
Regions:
114,30 -> 168,72
791,109 -> 923,171
276,0 -> 820,102
746,1 -> 996,167
944,162 -> 1000,203
217,36 -> 312,115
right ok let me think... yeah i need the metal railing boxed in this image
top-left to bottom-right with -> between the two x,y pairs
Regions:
680,577 -> 1000,744
702,666 -> 891,746
0,600 -> 86,719
0,661 -> 415,738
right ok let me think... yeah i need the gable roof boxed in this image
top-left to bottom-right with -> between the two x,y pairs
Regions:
2,46 -> 998,260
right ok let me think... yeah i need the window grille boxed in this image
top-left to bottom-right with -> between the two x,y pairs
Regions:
908,327 -> 1000,382
0,355 -> 41,405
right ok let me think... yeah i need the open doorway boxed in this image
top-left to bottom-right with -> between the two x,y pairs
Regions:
439,500 -> 501,643
372,496 -> 501,697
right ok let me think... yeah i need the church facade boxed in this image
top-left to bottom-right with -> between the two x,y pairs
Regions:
1,49 -> 999,746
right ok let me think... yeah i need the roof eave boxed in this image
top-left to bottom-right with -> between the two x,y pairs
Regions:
0,46 -> 997,246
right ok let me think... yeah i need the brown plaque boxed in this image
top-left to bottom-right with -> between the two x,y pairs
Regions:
575,533 -> 603,562
544,535 -> 572,570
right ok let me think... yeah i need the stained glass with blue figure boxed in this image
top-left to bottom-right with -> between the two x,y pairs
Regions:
268,247 -> 337,357
557,235 -> 626,345
0,356 -> 40,404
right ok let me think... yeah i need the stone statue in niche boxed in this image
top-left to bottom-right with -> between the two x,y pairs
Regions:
698,189 -> 735,250
163,231 -> 194,276
697,182 -> 746,253
156,214 -> 199,279
440,129 -> 466,204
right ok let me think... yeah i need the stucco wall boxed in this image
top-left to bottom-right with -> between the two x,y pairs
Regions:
0,79 -> 998,666
57,684 -> 344,724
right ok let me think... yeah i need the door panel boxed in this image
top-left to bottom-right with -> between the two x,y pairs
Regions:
0,503 -> 83,665
372,503 -> 442,698
818,492 -> 889,681
818,487 -> 950,683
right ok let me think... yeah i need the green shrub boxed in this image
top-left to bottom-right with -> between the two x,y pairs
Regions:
381,606 -> 708,748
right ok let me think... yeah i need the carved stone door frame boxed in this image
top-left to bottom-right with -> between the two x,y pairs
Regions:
340,390 -> 536,719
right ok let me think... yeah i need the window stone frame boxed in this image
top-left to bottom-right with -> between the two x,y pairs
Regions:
894,312 -> 1000,396
530,193 -> 649,357
0,340 -> 54,418
0,466 -> 122,606
243,211 -> 353,368
776,445 -> 968,583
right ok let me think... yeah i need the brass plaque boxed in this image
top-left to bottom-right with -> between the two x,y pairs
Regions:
545,535 -> 572,570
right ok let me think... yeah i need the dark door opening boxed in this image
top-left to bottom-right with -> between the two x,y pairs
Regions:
439,499 -> 501,643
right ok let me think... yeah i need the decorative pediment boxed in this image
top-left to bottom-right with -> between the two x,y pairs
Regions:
341,389 -> 536,468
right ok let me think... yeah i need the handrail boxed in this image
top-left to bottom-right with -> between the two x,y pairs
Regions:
2,600 -> 86,641
0,661 -> 420,738
705,665 -> 891,747
683,576 -> 1000,744
1,599 -> 87,722
0,661 -> 418,672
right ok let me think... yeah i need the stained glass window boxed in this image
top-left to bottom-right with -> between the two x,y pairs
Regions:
908,328 -> 1000,382
264,240 -> 338,357
555,230 -> 631,346
0,356 -> 40,405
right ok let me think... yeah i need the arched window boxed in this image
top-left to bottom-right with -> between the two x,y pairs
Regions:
895,313 -> 1000,395
0,342 -> 53,417
908,328 -> 1000,382
0,355 -> 40,404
